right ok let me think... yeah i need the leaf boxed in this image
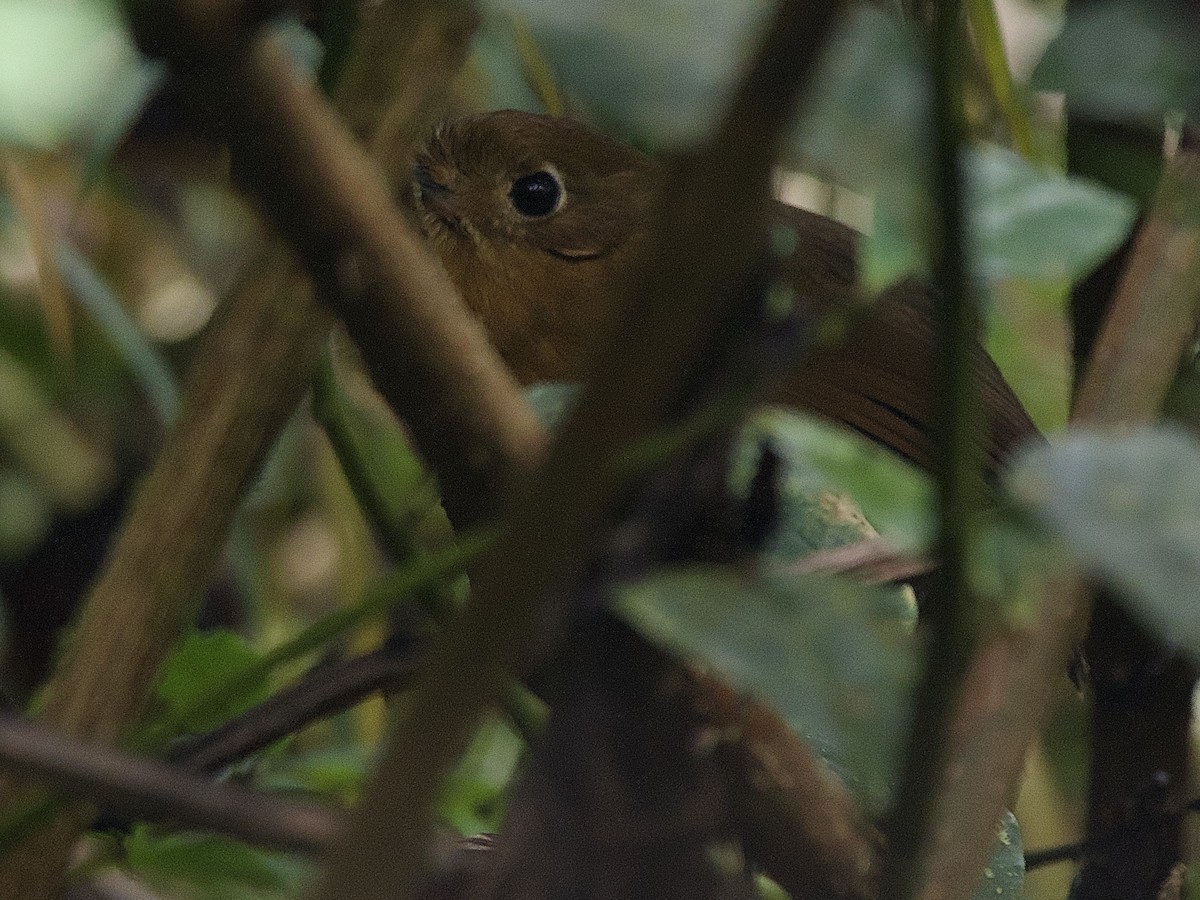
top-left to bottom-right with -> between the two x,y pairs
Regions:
616,566 -> 914,811
440,717 -> 523,835
55,241 -> 181,427
793,10 -> 1135,291
154,630 -> 270,734
0,0 -> 143,149
1033,0 -> 1200,122
125,826 -> 310,899
1007,426 -> 1200,657
0,345 -> 114,511
311,353 -> 434,538
967,145 -> 1138,284
972,810 -> 1025,900
0,470 -> 50,562
790,6 -> 931,288
792,5 -> 930,193
481,0 -> 773,147
738,409 -> 934,556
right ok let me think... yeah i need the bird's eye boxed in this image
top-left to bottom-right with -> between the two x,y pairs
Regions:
509,170 -> 563,217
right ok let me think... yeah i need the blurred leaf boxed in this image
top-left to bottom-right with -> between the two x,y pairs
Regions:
1008,426 -> 1200,657
79,57 -> 165,191
616,566 -> 914,811
1033,0 -> 1200,121
312,352 -> 434,543
466,8 -> 546,113
259,746 -> 370,805
968,145 -> 1138,283
791,5 -> 931,288
0,346 -> 113,511
0,0 -> 143,150
740,408 -> 934,556
970,513 -> 1069,624
154,630 -> 270,734
441,717 -> 523,835
972,810 -> 1025,899
0,470 -> 51,561
55,241 -> 180,426
482,0 -> 773,147
793,5 -> 929,193
125,826 -> 310,900
968,0 -> 1034,160
795,9 -> 1134,290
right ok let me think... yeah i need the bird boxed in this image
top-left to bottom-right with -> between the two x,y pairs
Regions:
408,109 -> 1038,477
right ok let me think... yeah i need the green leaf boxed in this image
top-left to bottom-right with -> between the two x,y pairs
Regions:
793,5 -> 929,193
441,717 -> 523,835
790,6 -> 931,288
0,0 -> 143,149
0,346 -> 113,511
1008,426 -> 1200,657
311,353 -> 434,540
972,810 -> 1025,900
154,630 -> 270,734
482,0 -> 773,147
258,746 -> 370,804
968,146 -> 1138,284
0,470 -> 50,562
55,241 -> 181,427
124,826 -> 310,899
616,566 -> 914,811
738,409 -> 934,556
1033,0 -> 1200,121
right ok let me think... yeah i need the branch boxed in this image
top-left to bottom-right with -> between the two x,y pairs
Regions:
0,715 -> 339,855
170,646 -> 421,775
1072,151 -> 1200,426
1069,149 -> 1200,900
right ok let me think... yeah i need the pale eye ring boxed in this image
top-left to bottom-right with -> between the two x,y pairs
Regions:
509,167 -> 565,217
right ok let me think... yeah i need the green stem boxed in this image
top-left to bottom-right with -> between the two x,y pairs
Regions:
880,0 -> 983,896
966,0 -> 1034,161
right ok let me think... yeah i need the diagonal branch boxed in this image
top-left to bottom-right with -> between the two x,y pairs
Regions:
0,716 -> 339,855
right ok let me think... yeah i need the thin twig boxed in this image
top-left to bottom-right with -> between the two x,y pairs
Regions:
0,716 -> 339,855
170,647 -> 421,775
786,537 -> 934,585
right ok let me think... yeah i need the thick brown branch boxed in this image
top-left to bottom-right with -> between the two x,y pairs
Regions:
1072,152 -> 1200,426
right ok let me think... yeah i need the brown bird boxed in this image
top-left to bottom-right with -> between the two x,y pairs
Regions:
410,109 -> 1038,475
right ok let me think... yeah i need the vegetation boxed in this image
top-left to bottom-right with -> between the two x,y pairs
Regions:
0,0 -> 1197,898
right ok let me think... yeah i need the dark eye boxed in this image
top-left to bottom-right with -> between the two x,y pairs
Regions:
509,170 -> 563,217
